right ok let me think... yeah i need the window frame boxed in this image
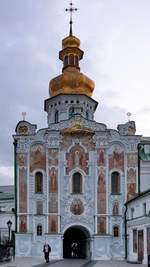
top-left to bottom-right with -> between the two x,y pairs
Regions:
72,172 -> 82,194
37,224 -> 42,236
111,171 -> 120,194
35,172 -> 43,194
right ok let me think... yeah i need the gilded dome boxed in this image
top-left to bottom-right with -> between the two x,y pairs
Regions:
49,35 -> 95,98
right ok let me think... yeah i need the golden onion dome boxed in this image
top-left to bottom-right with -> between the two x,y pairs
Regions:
49,35 -> 95,98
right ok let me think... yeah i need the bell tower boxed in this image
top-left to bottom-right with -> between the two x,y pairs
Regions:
44,1 -> 98,126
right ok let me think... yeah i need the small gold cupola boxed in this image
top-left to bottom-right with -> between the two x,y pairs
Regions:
49,2 -> 95,98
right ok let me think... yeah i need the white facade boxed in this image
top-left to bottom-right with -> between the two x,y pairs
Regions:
126,191 -> 150,264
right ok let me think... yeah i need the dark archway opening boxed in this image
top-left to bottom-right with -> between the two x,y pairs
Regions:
63,226 -> 90,259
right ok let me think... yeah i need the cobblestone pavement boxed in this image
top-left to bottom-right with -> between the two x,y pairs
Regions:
94,261 -> 147,267
0,258 -> 147,267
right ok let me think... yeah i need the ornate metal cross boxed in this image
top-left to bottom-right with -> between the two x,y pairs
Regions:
65,1 -> 78,36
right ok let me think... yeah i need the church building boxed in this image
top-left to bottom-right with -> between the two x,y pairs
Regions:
13,6 -> 143,260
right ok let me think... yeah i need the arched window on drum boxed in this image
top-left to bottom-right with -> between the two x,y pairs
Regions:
69,54 -> 74,65
72,172 -> 82,194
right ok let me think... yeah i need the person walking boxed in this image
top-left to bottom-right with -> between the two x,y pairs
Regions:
43,243 -> 51,263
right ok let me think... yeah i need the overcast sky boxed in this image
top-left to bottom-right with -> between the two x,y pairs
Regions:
0,0 -> 150,185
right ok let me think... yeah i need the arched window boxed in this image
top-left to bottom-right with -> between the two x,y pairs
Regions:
69,54 -> 74,65
64,55 -> 68,67
72,172 -> 82,193
113,226 -> 119,237
37,224 -> 42,236
111,172 -> 120,194
75,56 -> 79,66
69,107 -> 74,119
112,202 -> 119,215
35,172 -> 43,193
55,110 -> 59,123
86,111 -> 89,120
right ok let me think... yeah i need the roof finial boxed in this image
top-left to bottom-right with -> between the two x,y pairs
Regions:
65,1 -> 78,36
22,112 -> 26,121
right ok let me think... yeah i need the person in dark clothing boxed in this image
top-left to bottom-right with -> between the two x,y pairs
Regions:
43,243 -> 51,263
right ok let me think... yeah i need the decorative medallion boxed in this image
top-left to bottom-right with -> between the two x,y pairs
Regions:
70,199 -> 84,215
18,125 -> 28,134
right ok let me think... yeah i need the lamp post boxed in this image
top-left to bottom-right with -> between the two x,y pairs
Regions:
7,220 -> 12,242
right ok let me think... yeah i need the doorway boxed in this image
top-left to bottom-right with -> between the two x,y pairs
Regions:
138,230 -> 144,263
63,226 -> 90,259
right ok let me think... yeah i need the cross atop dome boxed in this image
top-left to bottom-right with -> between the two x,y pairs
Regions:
65,1 -> 78,36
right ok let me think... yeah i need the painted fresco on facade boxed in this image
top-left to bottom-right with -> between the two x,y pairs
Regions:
112,202 -> 119,215
19,216 -> 27,232
127,154 -> 138,168
48,148 -> 58,166
70,199 -> 84,215
127,168 -> 136,200
19,167 -> 27,213
109,146 -> 124,172
18,153 -> 27,166
66,145 -> 89,175
37,201 -> 43,214
81,136 -> 95,151
49,168 -> 58,193
18,125 -> 28,134
60,136 -> 73,150
30,144 -> 46,172
97,217 -> 106,234
49,194 -> 58,213
97,149 -> 105,166
48,216 -> 58,233
97,170 -> 106,214
49,167 -> 58,213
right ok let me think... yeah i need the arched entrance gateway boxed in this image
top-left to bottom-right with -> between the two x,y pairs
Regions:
63,226 -> 91,259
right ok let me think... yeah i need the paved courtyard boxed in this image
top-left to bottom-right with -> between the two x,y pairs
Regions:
0,258 -> 147,267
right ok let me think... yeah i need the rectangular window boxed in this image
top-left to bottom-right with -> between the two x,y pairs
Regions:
133,229 -> 137,252
143,203 -> 146,216
131,208 -> 134,219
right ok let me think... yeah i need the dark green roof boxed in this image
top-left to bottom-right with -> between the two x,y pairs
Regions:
0,193 -> 14,200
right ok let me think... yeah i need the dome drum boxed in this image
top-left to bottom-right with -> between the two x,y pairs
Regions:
59,47 -> 83,61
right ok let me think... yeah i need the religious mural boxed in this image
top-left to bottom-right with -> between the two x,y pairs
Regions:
109,146 -> 124,172
66,145 -> 89,175
127,168 -> 136,200
97,149 -> 105,166
97,217 -> 106,234
70,199 -> 84,215
19,167 -> 27,213
112,202 -> 119,216
18,125 -> 28,135
127,154 -> 138,168
97,170 -> 106,214
49,194 -> 58,213
81,136 -> 95,151
48,148 -> 58,166
18,153 -> 27,166
37,201 -> 43,214
49,167 -> 58,213
49,168 -> 58,193
19,215 -> 27,232
48,216 -> 58,233
30,144 -> 46,172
